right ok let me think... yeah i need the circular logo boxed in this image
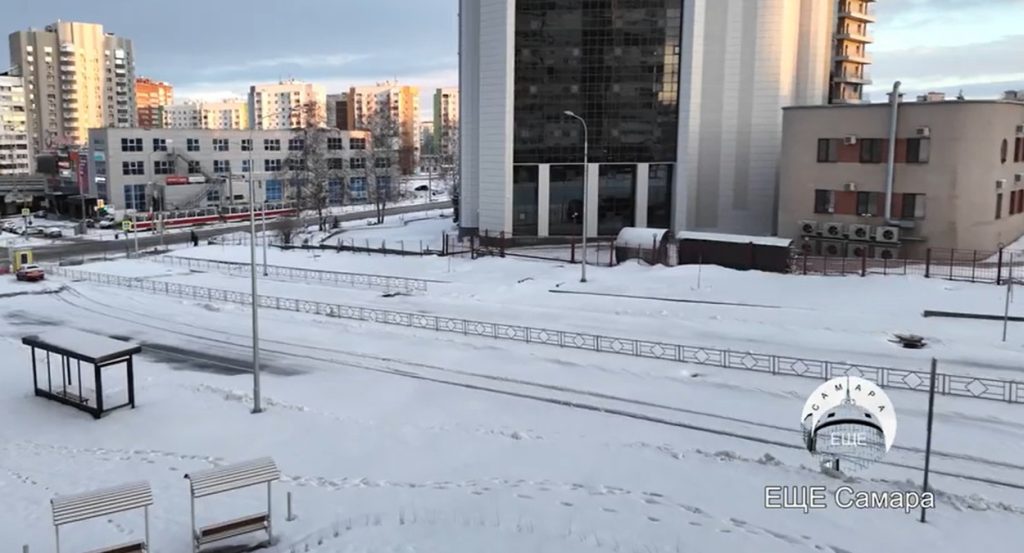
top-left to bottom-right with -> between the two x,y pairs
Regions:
800,376 -> 896,473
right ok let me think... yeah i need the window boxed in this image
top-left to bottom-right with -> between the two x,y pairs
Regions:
996,193 -> 1003,219
206,188 -> 221,203
123,184 -> 146,210
349,177 -> 367,200
187,160 -> 202,174
154,160 -> 174,175
264,159 -> 282,172
152,138 -> 167,152
327,137 -> 344,150
187,138 -> 200,152
549,165 -> 585,236
1002,139 -> 1009,164
120,137 -> 142,152
900,193 -> 926,219
906,138 -> 930,164
350,137 -> 366,150
122,161 -> 144,176
513,166 -> 539,236
350,157 -> 366,170
814,190 -> 835,214
1018,190 -> 1024,215
213,160 -> 231,173
597,165 -> 636,235
859,139 -> 884,163
374,157 -> 391,169
264,138 -> 281,151
287,158 -> 305,171
1015,137 -> 1024,163
213,138 -> 229,152
817,138 -> 839,162
328,179 -> 344,204
265,179 -> 283,201
1011,191 -> 1018,216
241,159 -> 251,173
647,165 -> 673,229
241,139 -> 252,152
328,158 -> 345,170
856,191 -> 880,216
288,137 -> 305,151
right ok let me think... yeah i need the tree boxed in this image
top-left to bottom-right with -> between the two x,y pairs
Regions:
361,110 -> 404,224
279,102 -> 343,231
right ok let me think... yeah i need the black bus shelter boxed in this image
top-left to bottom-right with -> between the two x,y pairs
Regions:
22,329 -> 142,419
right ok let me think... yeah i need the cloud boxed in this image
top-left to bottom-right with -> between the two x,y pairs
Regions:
869,34 -> 1024,96
199,53 -> 371,75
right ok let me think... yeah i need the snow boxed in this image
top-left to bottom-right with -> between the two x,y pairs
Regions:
676,231 -> 794,248
2,216 -> 1022,551
615,227 -> 670,249
24,328 -> 139,361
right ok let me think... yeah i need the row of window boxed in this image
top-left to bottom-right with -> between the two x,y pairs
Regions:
122,157 -> 389,176
817,137 -> 930,164
124,177 -> 384,210
814,189 -> 925,219
120,136 -> 363,153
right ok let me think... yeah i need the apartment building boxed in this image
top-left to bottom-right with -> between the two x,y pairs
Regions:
165,100 -> 249,130
248,80 -> 326,130
830,0 -> 876,104
433,87 -> 458,162
9,21 -> 136,150
327,93 -> 349,130
459,0 -> 834,238
0,73 -> 32,175
778,97 -> 1024,258
87,127 -> 373,211
135,77 -> 173,129
347,82 -> 420,174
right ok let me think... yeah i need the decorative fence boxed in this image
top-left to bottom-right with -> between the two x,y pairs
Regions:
157,255 -> 431,293
49,266 -> 1024,405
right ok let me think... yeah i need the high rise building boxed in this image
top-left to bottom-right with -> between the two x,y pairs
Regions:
9,21 -> 136,151
347,82 -> 421,174
248,80 -> 326,130
164,102 -> 200,129
326,93 -> 350,130
165,99 -> 250,130
135,77 -> 173,129
0,72 -> 31,175
459,0 -> 835,238
829,0 -> 876,104
433,87 -> 459,162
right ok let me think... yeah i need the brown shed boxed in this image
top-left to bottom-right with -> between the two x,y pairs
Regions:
676,231 -> 794,273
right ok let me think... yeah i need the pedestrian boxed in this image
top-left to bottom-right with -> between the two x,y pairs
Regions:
190,229 -> 199,247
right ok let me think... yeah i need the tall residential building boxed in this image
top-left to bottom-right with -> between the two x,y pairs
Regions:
135,77 -> 173,129
165,100 -> 250,130
9,21 -> 136,151
433,87 -> 459,162
829,0 -> 876,104
326,93 -> 350,130
348,82 -> 421,174
248,80 -> 326,130
458,0 -> 834,238
0,73 -> 32,174
164,102 -> 200,129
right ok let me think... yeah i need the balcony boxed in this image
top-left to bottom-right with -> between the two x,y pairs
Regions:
835,30 -> 874,43
838,4 -> 876,23
833,71 -> 872,85
834,52 -> 872,64
60,65 -> 76,73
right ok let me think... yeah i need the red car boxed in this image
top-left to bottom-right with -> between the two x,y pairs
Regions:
15,264 -> 45,282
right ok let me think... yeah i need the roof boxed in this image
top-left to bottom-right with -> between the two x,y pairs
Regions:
784,99 -> 1024,111
52,481 -> 153,526
676,231 -> 793,248
22,329 -> 142,364
185,457 -> 280,498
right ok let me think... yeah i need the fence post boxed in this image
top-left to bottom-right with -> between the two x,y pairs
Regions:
971,250 -> 978,283
802,252 -> 808,275
570,238 -> 576,264
997,247 -> 1004,285
924,249 -> 931,278
948,249 -> 954,281
861,249 -> 867,277
499,231 -> 506,258
841,255 -> 846,275
610,240 -> 616,265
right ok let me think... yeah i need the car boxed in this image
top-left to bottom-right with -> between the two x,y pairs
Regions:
85,219 -> 96,228
1,220 -> 16,232
98,218 -> 116,229
43,227 -> 63,238
33,210 -> 47,218
24,226 -> 45,236
414,184 -> 430,192
15,264 -> 44,282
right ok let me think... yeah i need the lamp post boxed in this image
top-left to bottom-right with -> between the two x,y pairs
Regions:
563,110 -> 589,283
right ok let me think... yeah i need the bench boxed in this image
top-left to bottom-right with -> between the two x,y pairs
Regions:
52,389 -> 90,405
82,541 -> 146,553
196,512 -> 269,546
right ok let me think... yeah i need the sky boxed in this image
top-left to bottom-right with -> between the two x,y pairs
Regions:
2,0 -> 1022,119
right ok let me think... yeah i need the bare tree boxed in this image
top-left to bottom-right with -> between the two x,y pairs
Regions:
277,215 -> 303,245
279,102 -> 343,231
361,110 -> 403,224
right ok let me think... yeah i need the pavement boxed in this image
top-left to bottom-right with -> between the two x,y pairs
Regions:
1,201 -> 452,263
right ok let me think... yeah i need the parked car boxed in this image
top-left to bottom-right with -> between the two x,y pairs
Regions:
1,220 -> 16,232
414,184 -> 430,192
85,219 -> 96,228
33,210 -> 48,218
25,226 -> 45,236
98,218 -> 116,229
15,264 -> 45,282
43,227 -> 63,238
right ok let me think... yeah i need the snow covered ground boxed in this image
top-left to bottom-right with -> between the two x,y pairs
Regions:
2,215 -> 1022,552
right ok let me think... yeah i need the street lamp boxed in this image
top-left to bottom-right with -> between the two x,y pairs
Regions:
563,110 -> 589,283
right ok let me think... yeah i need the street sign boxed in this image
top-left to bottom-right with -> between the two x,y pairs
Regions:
122,220 -> 133,231
97,199 -> 105,209
21,208 -> 30,217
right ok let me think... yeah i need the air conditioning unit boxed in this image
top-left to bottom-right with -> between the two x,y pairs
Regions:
915,126 -> 930,138
997,179 -> 1007,190
849,243 -> 870,259
848,224 -> 872,241
843,135 -> 858,146
1016,173 -> 1024,184
844,182 -> 858,192
875,226 -> 900,243
821,240 -> 846,257
823,222 -> 845,239
875,246 -> 899,261
796,237 -> 816,255
799,220 -> 819,236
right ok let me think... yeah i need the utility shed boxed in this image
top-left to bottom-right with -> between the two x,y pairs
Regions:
677,231 -> 794,273
615,227 -> 672,265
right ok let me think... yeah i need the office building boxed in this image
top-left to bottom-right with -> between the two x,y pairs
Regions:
248,80 -> 326,130
87,127 -> 372,211
348,82 -> 421,174
327,93 -> 350,130
458,0 -> 835,239
9,21 -> 136,150
830,0 -> 876,104
778,96 -> 1024,257
0,73 -> 32,175
135,77 -> 173,129
433,87 -> 459,162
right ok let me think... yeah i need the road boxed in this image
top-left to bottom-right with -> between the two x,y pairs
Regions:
3,201 -> 451,263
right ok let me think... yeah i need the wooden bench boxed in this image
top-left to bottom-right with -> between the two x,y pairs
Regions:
52,389 -> 89,404
196,512 -> 269,546
82,540 -> 146,553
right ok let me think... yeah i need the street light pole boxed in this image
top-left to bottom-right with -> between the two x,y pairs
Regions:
248,152 -> 263,414
564,111 -> 589,283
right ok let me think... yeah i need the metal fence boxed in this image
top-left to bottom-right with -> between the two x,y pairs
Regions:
792,248 -> 1023,285
157,255 -> 430,293
49,266 -> 1024,405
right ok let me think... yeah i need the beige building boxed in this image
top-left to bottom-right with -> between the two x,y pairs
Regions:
0,73 -> 31,175
248,80 -> 326,130
778,97 -> 1024,258
9,21 -> 136,150
348,82 -> 420,174
432,87 -> 458,161
165,100 -> 249,130
830,0 -> 876,104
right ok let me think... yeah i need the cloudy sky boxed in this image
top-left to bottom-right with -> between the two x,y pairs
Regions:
3,0 -> 1022,117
